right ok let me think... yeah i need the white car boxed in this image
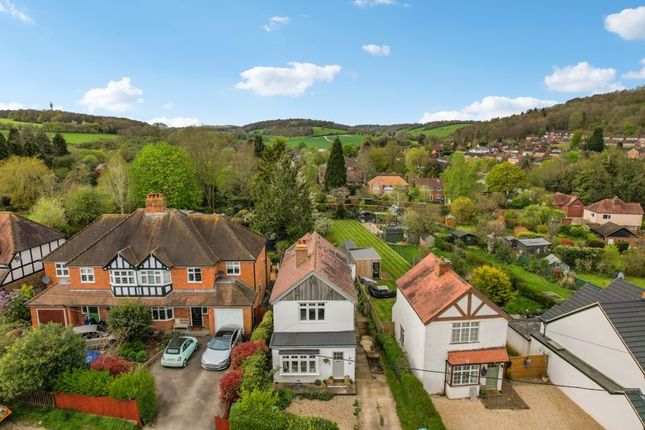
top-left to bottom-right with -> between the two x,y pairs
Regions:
200,325 -> 242,370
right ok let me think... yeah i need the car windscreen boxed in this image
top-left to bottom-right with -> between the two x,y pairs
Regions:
208,336 -> 232,350
165,347 -> 180,354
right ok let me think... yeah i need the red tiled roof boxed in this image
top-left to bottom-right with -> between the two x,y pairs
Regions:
368,175 -> 409,187
553,192 -> 581,207
448,347 -> 509,365
396,252 -> 472,324
270,232 -> 356,303
585,197 -> 643,215
414,177 -> 443,189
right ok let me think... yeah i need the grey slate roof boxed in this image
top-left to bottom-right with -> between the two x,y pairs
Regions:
517,238 -> 551,247
508,318 -> 541,340
540,279 -> 643,321
451,230 -> 476,238
625,389 -> 645,426
600,300 -> 645,372
270,330 -> 357,348
531,332 -> 623,393
349,248 -> 381,261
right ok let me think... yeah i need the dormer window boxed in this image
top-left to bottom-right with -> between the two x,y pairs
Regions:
110,270 -> 136,286
139,270 -> 166,286
55,262 -> 69,278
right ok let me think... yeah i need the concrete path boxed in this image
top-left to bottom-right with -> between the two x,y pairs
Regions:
146,336 -> 227,430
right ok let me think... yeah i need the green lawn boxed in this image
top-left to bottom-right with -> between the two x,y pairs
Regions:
577,272 -> 645,289
0,129 -> 119,144
405,123 -> 469,137
266,133 -> 364,149
7,405 -> 138,430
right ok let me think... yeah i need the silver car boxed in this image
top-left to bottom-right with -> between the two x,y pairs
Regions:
200,325 -> 242,370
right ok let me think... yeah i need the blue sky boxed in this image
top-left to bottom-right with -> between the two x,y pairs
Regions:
0,0 -> 644,126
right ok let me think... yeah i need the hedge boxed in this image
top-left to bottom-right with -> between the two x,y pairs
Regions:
553,246 -> 602,270
239,352 -> 272,394
231,340 -> 268,370
54,368 -> 157,424
250,311 -> 273,343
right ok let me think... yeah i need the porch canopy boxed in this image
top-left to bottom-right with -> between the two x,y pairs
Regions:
447,347 -> 509,365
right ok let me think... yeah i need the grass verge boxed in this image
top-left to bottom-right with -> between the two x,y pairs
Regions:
7,405 -> 138,430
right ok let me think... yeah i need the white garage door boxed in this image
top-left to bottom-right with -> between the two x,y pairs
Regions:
215,308 -> 244,333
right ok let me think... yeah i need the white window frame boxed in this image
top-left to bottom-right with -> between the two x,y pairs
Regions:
109,269 -> 136,286
151,306 -> 174,321
299,302 -> 326,321
80,267 -> 95,283
451,364 -> 480,386
55,262 -> 69,278
451,321 -> 480,343
187,267 -> 202,283
226,261 -> 241,276
138,269 -> 165,286
280,354 -> 318,375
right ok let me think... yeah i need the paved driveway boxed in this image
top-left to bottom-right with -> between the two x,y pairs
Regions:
146,336 -> 227,430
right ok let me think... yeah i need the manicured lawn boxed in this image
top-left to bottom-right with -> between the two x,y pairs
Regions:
327,220 -> 411,279
505,295 -> 543,314
7,405 -> 138,430
389,244 -> 427,265
577,272 -> 645,289
369,279 -> 397,322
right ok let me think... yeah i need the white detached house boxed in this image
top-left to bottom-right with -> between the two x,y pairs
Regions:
269,233 -> 357,384
392,253 -> 509,399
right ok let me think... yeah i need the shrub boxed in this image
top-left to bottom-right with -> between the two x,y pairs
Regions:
91,356 -> 131,376
220,368 -> 244,405
615,241 -> 629,254
553,246 -> 602,270
2,284 -> 35,324
108,301 -> 152,342
240,352 -> 272,394
55,369 -> 112,397
231,340 -> 268,370
558,238 -> 574,246
251,311 -> 273,343
468,265 -> 514,305
119,341 -> 147,363
287,414 -> 339,430
109,369 -> 156,424
0,324 -> 86,399
623,249 -> 645,277
585,239 -> 605,248
229,389 -> 290,430
275,389 -> 294,409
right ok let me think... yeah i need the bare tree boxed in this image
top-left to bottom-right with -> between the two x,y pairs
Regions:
98,154 -> 131,214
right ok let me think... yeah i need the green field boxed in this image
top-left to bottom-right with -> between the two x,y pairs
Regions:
311,126 -> 347,136
0,128 -> 119,144
0,118 -> 43,128
405,123 -> 469,137
267,133 -> 364,149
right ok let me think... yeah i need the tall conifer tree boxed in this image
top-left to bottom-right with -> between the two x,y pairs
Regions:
324,137 -> 346,189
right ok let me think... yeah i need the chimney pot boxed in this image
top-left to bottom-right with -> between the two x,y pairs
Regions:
436,258 -> 451,277
145,193 -> 167,213
295,240 -> 308,267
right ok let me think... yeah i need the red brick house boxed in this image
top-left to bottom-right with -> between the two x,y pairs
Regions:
553,192 -> 585,218
413,177 -> 444,202
28,194 -> 270,334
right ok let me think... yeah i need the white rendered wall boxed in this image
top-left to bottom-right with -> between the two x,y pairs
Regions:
272,347 -> 355,383
273,300 -> 355,333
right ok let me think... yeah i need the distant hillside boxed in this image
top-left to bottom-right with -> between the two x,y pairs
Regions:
454,86 -> 645,143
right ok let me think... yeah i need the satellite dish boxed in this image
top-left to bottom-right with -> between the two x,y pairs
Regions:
41,276 -> 50,285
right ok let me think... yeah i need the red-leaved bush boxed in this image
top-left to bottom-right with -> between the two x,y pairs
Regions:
230,340 -> 268,370
219,368 -> 243,404
90,355 -> 131,376
559,238 -> 574,247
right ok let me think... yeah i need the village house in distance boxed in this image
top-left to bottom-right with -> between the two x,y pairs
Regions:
269,233 -> 357,385
28,193 -> 270,333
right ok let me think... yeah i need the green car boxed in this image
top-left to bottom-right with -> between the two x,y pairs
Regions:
161,336 -> 199,368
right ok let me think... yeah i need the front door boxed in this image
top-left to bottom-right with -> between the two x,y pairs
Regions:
332,352 -> 344,379
485,364 -> 499,390
83,306 -> 100,324
191,307 -> 203,327
372,262 -> 380,279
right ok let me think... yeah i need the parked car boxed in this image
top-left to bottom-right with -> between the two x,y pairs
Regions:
72,324 -> 116,349
161,336 -> 199,368
201,325 -> 242,370
368,284 -> 397,299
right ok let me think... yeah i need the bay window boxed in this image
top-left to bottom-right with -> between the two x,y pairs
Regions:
109,270 -> 136,286
139,270 -> 166,285
281,354 -> 317,374
299,302 -> 325,321
451,321 -> 479,343
451,364 -> 479,386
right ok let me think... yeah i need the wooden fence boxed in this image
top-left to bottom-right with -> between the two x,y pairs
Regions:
16,391 -> 55,408
215,416 -> 230,430
506,354 -> 548,379
54,392 -> 141,426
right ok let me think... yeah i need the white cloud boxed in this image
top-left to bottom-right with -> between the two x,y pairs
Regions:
544,62 -> 624,93
419,96 -> 559,123
162,101 -> 174,110
604,6 -> 645,40
623,58 -> 645,80
0,0 -> 33,23
78,77 -> 144,112
353,0 -> 396,7
362,44 -> 391,56
0,101 -> 25,110
264,16 -> 290,32
148,117 -> 201,128
235,62 -> 341,96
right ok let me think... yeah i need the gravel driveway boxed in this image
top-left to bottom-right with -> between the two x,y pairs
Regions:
146,336 -> 227,430
432,382 -> 602,430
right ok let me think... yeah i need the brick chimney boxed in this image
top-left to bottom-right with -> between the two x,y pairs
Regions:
435,258 -> 451,277
145,193 -> 167,213
295,239 -> 308,267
